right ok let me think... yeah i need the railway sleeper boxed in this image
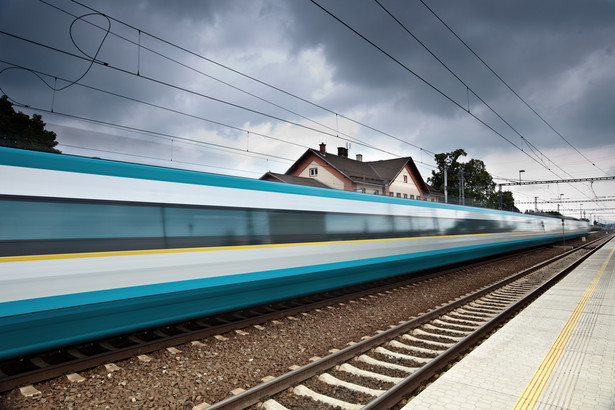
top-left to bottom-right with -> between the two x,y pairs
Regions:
374,347 -> 431,365
356,354 -> 419,373
467,301 -> 504,313
318,373 -> 385,397
421,323 -> 467,338
477,295 -> 513,305
441,313 -> 486,326
432,318 -> 477,332
410,328 -> 459,344
387,340 -> 441,356
487,294 -> 518,303
293,384 -> 362,410
401,333 -> 454,349
449,308 -> 492,320
259,399 -> 289,410
491,294 -> 521,301
336,363 -> 404,383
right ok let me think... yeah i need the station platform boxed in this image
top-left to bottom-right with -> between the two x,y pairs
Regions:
404,236 -> 615,410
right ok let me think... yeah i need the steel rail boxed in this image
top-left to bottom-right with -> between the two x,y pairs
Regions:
206,233 -> 611,409
363,233 -> 612,409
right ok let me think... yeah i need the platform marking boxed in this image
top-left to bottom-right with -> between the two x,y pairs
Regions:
513,243 -> 615,410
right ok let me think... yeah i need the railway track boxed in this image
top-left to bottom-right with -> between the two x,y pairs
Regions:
204,234 -> 612,409
0,235 -> 604,398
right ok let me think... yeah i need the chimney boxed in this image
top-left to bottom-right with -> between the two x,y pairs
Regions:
337,147 -> 348,158
319,142 -> 326,154
356,154 -> 363,162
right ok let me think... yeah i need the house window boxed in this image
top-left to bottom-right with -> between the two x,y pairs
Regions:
309,168 -> 318,177
403,194 -> 408,199
403,175 -> 408,183
410,194 -> 414,199
396,193 -> 401,198
389,192 -> 394,197
373,190 -> 379,195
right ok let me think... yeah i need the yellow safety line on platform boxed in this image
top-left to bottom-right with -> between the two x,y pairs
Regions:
513,243 -> 615,410
0,231 -> 529,263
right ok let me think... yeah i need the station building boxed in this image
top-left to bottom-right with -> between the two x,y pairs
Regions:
261,143 -> 442,202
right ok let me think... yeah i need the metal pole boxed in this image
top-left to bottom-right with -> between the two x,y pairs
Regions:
460,168 -> 465,206
444,165 -> 448,204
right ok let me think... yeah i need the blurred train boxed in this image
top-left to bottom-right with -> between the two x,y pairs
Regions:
0,146 -> 590,360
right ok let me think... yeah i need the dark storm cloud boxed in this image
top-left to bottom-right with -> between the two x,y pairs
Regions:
1,0 -> 614,184
282,0 -> 615,150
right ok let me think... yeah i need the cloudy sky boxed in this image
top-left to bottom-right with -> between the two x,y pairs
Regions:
1,0 -> 614,221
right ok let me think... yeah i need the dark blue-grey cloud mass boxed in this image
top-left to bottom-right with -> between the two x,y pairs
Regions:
1,0 -> 614,216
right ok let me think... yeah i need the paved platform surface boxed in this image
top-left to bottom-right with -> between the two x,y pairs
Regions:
404,236 -> 615,410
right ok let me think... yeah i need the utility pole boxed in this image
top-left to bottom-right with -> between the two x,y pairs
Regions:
444,165 -> 448,204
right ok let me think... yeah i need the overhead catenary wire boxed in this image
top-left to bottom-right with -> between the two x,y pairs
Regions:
309,0 -> 597,203
62,0 -> 435,157
417,0 -> 608,176
0,56 -> 437,177
373,0 -> 594,196
38,0 -> 374,153
0,30 -> 390,157
23,104 -> 299,164
0,23 -> 438,173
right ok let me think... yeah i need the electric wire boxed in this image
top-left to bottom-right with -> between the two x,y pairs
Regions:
417,0 -> 608,176
37,0 -> 378,153
64,0 -> 435,156
23,104 -> 298,164
309,0 -> 597,203
56,142 -> 271,176
1,25 -> 420,162
0,29 -> 379,153
374,0 -> 599,204
2,2 -> 605,212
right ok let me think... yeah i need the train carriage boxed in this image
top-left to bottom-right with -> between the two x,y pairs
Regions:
0,147 -> 589,360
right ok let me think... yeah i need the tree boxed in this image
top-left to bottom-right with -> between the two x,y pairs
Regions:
428,148 -> 518,211
489,190 -> 519,212
0,95 -> 61,153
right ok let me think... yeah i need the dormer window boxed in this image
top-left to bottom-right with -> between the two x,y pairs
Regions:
309,168 -> 318,177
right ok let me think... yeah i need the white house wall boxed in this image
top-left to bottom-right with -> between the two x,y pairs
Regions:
389,167 -> 422,198
298,160 -> 345,190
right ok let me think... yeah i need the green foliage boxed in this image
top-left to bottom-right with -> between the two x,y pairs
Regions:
0,95 -> 61,153
428,148 -> 518,211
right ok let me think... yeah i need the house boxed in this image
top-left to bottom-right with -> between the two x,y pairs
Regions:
261,143 -> 441,202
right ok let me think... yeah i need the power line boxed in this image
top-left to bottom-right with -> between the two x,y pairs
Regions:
516,198 -> 615,204
417,0 -> 608,176
2,23 -> 424,162
64,0 -> 435,157
374,0 -> 587,183
309,0 -> 597,203
499,176 -> 615,186
1,59 -> 437,182
57,143 -> 270,176
37,0 -> 380,154
18,103 -> 299,164
309,1 -> 539,167
0,30 -> 381,153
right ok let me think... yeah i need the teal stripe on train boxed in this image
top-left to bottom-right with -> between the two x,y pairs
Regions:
0,234 -> 571,360
0,146 -> 518,216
